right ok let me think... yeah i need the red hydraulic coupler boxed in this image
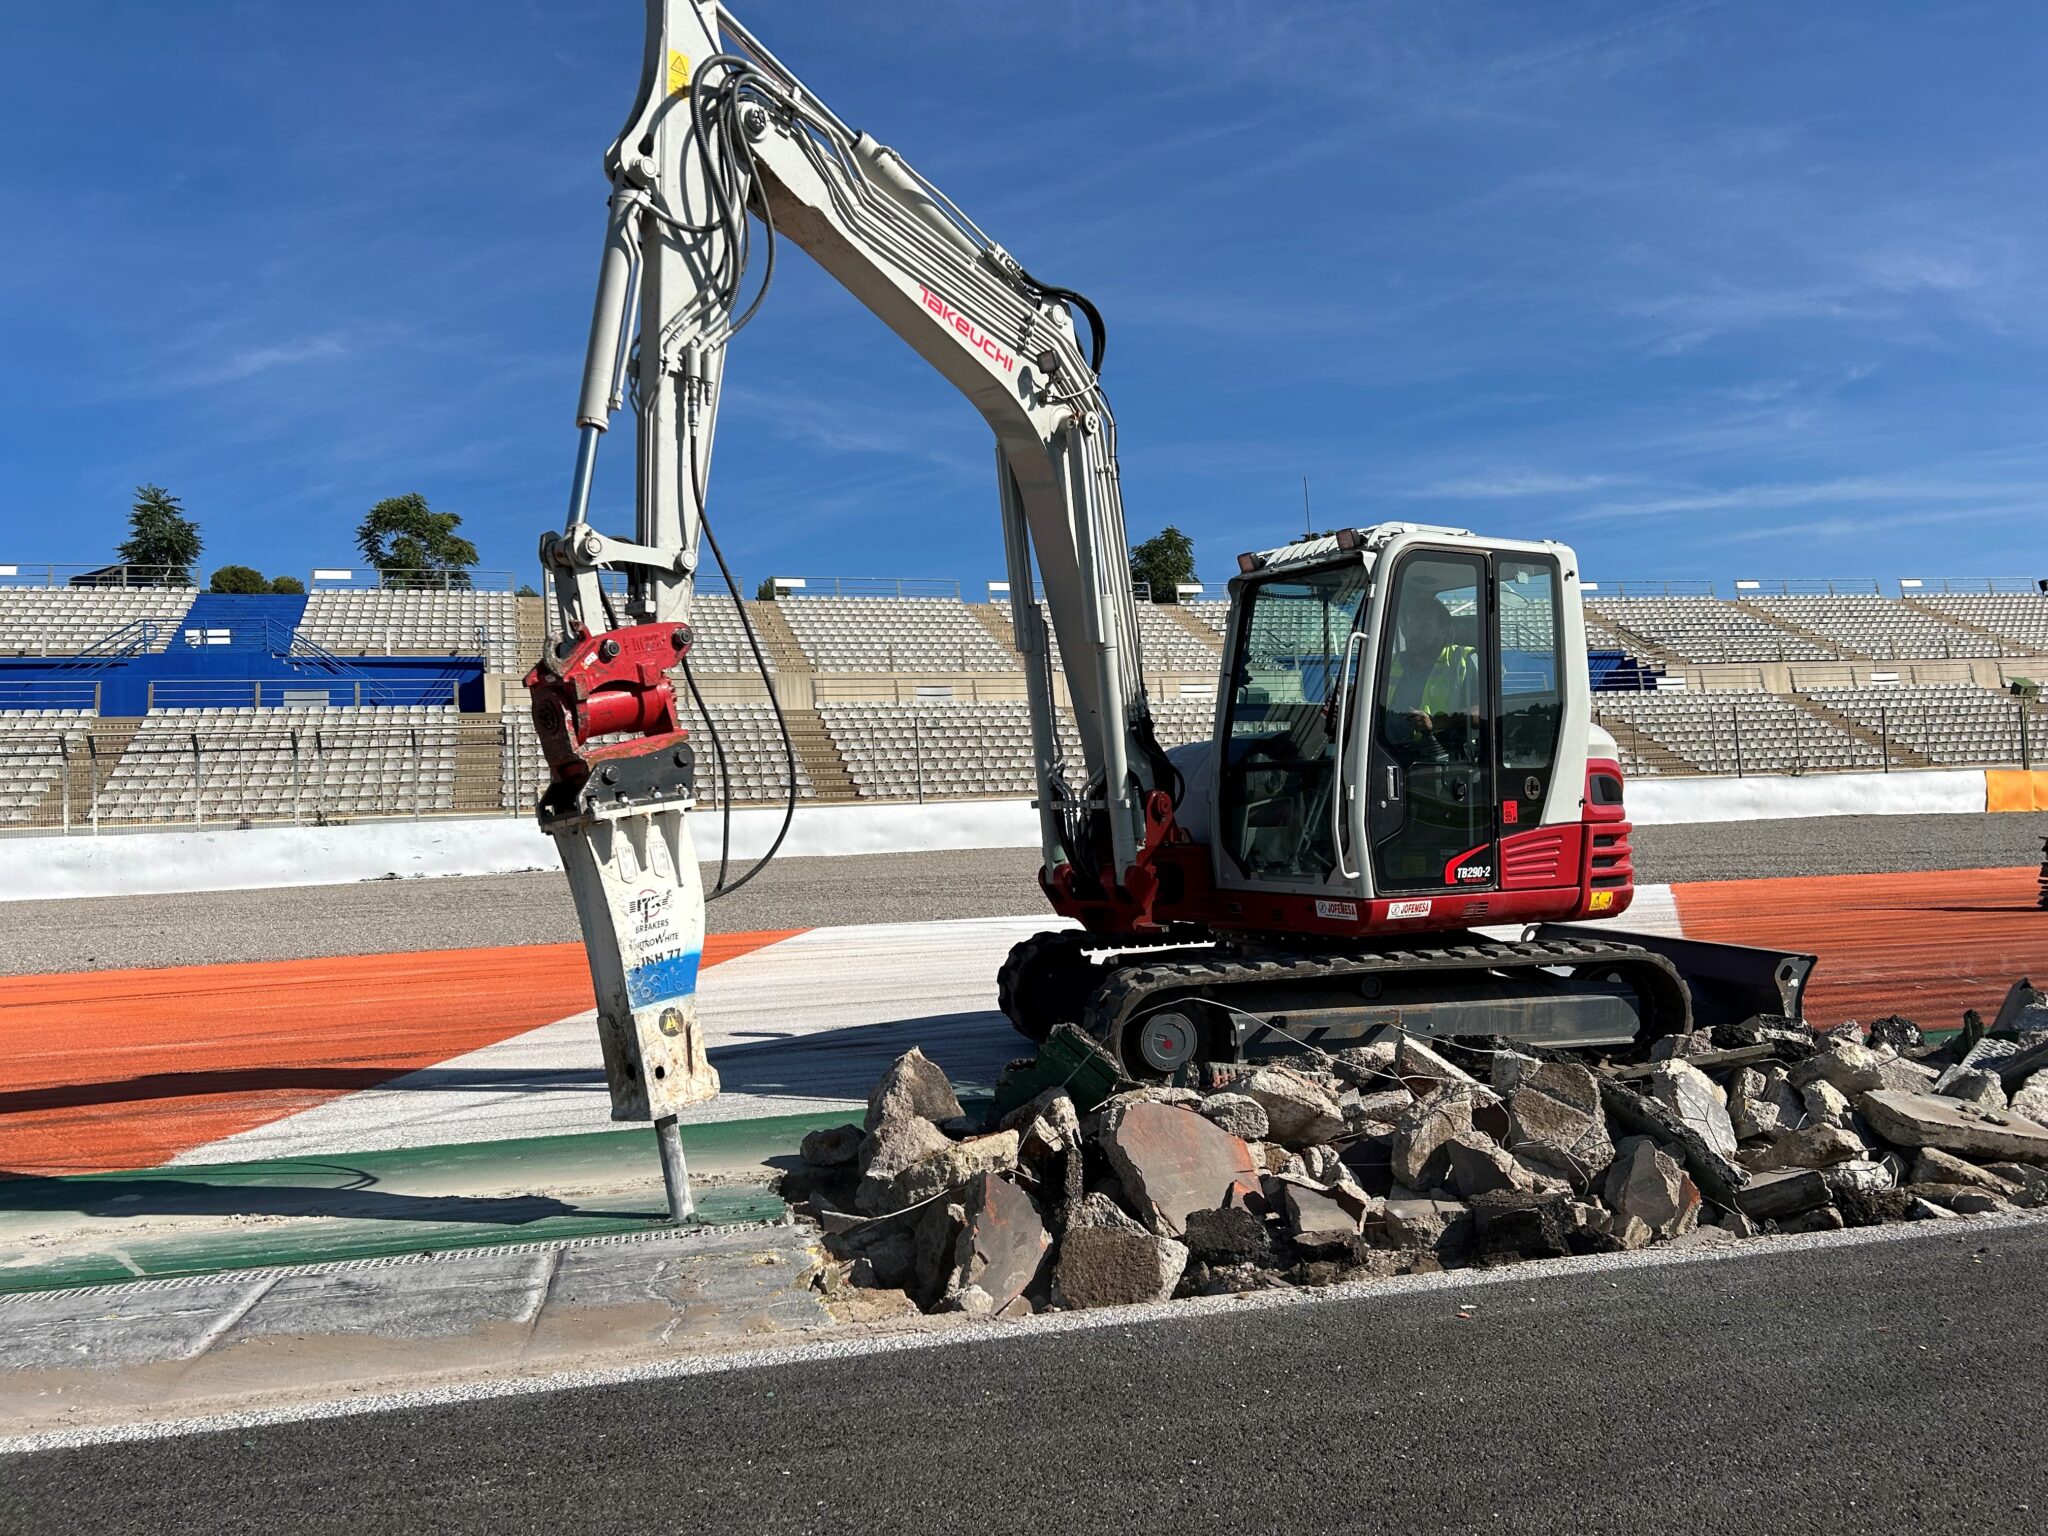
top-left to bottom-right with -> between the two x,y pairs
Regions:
525,621 -> 694,812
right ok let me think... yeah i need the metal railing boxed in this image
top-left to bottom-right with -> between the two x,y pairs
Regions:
0,564 -> 195,589
306,567 -> 516,591
1594,696 -> 2040,778
143,677 -> 462,710
0,720 -> 506,835
775,577 -> 962,598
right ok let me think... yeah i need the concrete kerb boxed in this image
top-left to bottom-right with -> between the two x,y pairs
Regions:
0,769 -> 2000,903
6,1201 -> 2042,1457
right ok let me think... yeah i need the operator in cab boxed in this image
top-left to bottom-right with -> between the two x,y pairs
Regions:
1387,598 -> 1480,764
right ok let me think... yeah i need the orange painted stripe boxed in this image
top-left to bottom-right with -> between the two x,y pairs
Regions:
1673,866 -> 2044,1030
0,929 -> 801,1177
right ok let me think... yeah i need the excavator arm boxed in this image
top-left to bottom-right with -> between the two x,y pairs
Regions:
524,2 -> 1176,1211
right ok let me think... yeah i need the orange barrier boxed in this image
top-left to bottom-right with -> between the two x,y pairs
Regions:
1673,866 -> 2044,1031
0,930 -> 799,1177
1986,769 -> 2048,813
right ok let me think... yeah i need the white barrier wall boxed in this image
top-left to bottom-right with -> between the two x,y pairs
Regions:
0,768 -> 1997,904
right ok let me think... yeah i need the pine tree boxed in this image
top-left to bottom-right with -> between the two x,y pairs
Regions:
117,484 -> 202,585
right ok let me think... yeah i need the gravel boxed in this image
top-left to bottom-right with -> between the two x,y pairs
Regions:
2,810 -> 2040,976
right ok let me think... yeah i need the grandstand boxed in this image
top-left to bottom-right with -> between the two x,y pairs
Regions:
0,571 -> 2041,829
95,706 -> 463,824
300,587 -> 519,672
0,585 -> 193,655
1740,594 -> 2018,660
777,595 -> 1014,672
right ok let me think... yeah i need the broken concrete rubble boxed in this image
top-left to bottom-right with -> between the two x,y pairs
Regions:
1051,1225 -> 1188,1309
1392,1084 -> 1501,1190
1491,1055 -> 1614,1192
1858,1090 -> 2048,1162
1602,1137 -> 1701,1246
1238,1066 -> 1346,1148
1197,1092 -> 1269,1141
944,1172 -> 1049,1320
796,1007 -> 2044,1320
1646,1060 -> 1738,1158
1939,1068 -> 2009,1113
1100,1101 -> 1259,1238
864,1046 -> 965,1132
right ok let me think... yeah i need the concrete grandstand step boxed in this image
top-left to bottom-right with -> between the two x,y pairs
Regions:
1583,612 -> 1681,666
1590,709 -> 1697,776
1788,693 -> 1936,770
966,601 -> 1023,657
451,727 -> 506,812
1154,602 -> 1226,652
742,600 -> 813,673
780,704 -> 860,803
1900,596 -> 2030,651
1735,601 -> 1864,660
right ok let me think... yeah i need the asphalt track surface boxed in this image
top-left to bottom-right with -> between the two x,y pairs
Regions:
7,1221 -> 2046,1533
3,809 -> 2043,975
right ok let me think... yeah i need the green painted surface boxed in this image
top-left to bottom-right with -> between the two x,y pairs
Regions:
0,1109 -> 864,1295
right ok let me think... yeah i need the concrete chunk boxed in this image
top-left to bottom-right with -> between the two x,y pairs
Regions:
1281,1181 -> 1363,1251
857,1112 -> 951,1180
858,1130 -> 1020,1216
863,1046 -> 964,1132
1492,1057 -> 1614,1192
1050,1226 -> 1188,1310
1198,1092 -> 1270,1142
1746,1123 -> 1867,1172
1646,1060 -> 1738,1158
1601,1078 -> 1748,1206
800,1123 -> 864,1168
1795,1040 -> 1938,1097
1100,1102 -> 1260,1238
1239,1067 -> 1346,1148
1392,1084 -> 1501,1190
1602,1137 -> 1701,1245
1910,1147 -> 2019,1194
1940,1068 -> 2009,1114
1858,1089 -> 2048,1162
944,1173 -> 1051,1320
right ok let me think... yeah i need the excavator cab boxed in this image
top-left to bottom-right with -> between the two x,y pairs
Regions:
1213,526 -> 1573,914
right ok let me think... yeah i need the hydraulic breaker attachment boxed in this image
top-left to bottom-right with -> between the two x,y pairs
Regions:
1527,924 -> 1817,1032
527,620 -> 718,1219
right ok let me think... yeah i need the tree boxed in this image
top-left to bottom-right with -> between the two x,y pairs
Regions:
755,577 -> 778,601
515,583 -> 538,598
209,564 -> 269,594
117,484 -> 202,585
269,575 -> 305,594
354,493 -> 479,589
1128,524 -> 1196,604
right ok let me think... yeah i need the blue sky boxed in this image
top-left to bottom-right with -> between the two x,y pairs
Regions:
3,1 -> 2045,594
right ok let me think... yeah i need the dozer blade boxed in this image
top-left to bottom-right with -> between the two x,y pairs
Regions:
1526,924 -> 1816,1031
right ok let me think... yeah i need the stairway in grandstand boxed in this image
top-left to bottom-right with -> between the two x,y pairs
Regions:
1788,692 -> 1936,769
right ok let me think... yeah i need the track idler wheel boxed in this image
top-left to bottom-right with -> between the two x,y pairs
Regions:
997,933 -> 1110,1044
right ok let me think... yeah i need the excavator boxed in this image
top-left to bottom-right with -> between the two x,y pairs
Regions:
525,2 -> 1810,1218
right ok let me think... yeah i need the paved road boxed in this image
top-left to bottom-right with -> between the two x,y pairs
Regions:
8,1221 -> 2045,1533
4,810 -> 2041,974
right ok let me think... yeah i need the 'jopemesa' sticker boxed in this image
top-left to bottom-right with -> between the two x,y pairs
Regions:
1387,899 -> 1432,919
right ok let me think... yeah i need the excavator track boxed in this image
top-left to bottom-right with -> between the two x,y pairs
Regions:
1003,932 -> 1696,1076
996,929 -> 1207,1044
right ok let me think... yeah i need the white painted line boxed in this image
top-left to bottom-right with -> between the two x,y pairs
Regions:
171,916 -> 1067,1163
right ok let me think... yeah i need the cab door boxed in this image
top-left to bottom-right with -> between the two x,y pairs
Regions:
1365,550 -> 1495,894
1214,559 -> 1372,894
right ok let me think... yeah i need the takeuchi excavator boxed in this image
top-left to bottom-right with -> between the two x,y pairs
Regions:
525,2 -> 1811,1217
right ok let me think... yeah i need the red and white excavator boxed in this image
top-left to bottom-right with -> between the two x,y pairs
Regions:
525,2 -> 1810,1216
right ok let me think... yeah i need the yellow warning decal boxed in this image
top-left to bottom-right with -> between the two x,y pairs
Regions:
1588,890 -> 1616,911
667,50 -> 691,96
